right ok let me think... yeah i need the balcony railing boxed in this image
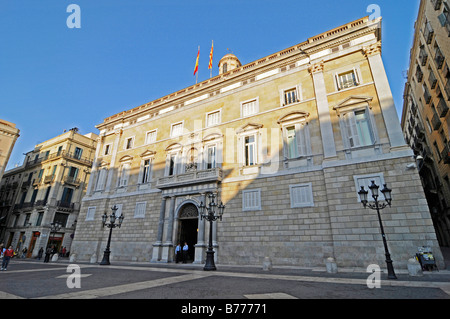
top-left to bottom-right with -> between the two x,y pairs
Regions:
56,201 -> 75,212
441,143 -> 450,164
431,113 -> 441,131
25,151 -> 93,167
63,175 -> 81,186
157,167 -> 223,189
437,97 -> 449,117
424,21 -> 434,44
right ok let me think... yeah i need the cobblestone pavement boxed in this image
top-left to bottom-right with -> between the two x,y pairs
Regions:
1,259 -> 449,302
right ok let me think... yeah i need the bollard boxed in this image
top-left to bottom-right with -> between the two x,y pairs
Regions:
262,257 -> 272,271
325,257 -> 338,273
407,258 -> 423,277
90,253 -> 97,264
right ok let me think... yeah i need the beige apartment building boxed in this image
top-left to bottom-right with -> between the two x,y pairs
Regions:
402,0 -> 450,248
71,16 -> 444,269
0,119 -> 20,181
0,128 -> 97,257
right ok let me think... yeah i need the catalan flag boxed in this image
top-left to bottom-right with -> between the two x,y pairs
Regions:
208,40 -> 214,69
193,46 -> 200,76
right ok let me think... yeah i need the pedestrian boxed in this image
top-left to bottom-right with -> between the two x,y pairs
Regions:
21,247 -> 27,258
182,242 -> 189,263
44,246 -> 52,263
0,243 -> 4,258
175,243 -> 181,263
37,247 -> 44,260
62,247 -> 66,257
1,246 -> 14,270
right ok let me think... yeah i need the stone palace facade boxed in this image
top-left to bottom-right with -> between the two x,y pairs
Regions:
71,16 -> 444,269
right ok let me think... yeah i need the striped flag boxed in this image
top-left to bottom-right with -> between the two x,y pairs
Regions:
208,40 -> 214,69
193,46 -> 200,76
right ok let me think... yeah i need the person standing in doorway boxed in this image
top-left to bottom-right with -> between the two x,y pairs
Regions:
1,246 -> 14,270
175,243 -> 182,263
182,242 -> 189,263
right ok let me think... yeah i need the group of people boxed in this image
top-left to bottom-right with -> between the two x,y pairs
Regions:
0,243 -> 69,270
175,242 -> 190,263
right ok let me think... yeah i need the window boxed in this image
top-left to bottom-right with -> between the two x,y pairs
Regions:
242,189 -> 261,211
95,168 -> 107,191
241,99 -> 258,117
145,130 -> 157,144
171,122 -> 183,137
53,212 -> 69,227
36,212 -> 44,226
118,163 -> 130,187
61,187 -> 73,204
141,159 -> 151,183
284,88 -> 298,105
335,68 -> 360,90
206,145 -> 217,169
290,183 -> 314,208
286,126 -> 298,158
223,62 -> 228,74
168,154 -> 176,176
134,202 -> 146,218
244,135 -> 257,166
74,147 -> 83,160
86,207 -> 96,221
353,173 -> 385,202
343,109 -> 374,147
124,137 -> 134,150
206,110 -> 221,127
104,144 -> 111,155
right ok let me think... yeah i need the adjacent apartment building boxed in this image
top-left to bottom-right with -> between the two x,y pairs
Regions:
71,16 -> 444,269
0,119 -> 20,181
0,128 -> 97,257
401,0 -> 450,247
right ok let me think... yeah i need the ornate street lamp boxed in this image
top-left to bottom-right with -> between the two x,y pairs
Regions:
48,222 -> 62,249
358,180 -> 397,279
100,205 -> 124,265
198,193 -> 225,271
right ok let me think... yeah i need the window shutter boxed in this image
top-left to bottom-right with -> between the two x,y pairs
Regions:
344,112 -> 360,147
335,73 -> 342,90
353,67 -> 360,85
295,123 -> 306,156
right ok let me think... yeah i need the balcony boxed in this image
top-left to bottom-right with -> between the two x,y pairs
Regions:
423,84 -> 432,104
63,175 -> 81,187
43,175 -> 55,184
56,200 -> 74,212
424,22 -> 434,45
419,46 -> 428,66
431,113 -> 442,130
429,70 -> 437,89
432,0 -> 442,10
156,167 -> 223,189
441,143 -> 450,164
437,97 -> 449,117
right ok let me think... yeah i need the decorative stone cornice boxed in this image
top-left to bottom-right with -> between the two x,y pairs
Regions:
308,60 -> 324,74
363,41 -> 382,58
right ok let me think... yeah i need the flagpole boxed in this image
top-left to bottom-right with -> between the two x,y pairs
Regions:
197,45 -> 199,84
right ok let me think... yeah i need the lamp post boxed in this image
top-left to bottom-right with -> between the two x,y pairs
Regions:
48,222 -> 62,249
198,193 -> 225,271
100,205 -> 124,265
358,180 -> 397,279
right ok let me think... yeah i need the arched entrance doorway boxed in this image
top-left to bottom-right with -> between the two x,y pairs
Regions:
177,203 -> 198,263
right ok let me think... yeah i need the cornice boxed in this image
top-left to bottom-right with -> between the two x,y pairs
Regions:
98,16 -> 379,131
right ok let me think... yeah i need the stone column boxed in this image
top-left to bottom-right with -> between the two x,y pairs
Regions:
363,42 -> 406,149
309,61 -> 338,159
151,196 -> 168,262
194,193 -> 206,264
161,196 -> 176,262
104,129 -> 122,192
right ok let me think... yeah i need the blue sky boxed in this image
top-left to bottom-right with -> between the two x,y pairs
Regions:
0,0 -> 420,170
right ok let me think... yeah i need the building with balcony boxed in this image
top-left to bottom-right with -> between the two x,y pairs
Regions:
71,16 -> 444,269
0,128 -> 98,257
0,119 -> 20,181
401,0 -> 450,248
